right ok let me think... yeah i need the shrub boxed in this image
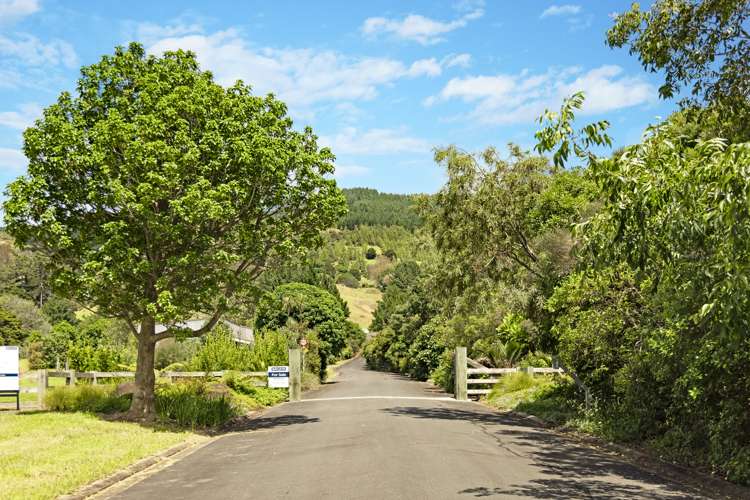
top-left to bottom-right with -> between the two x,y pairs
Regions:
223,372 -> 287,407
365,247 -> 377,259
42,296 -> 78,325
155,338 -> 199,369
0,307 -> 26,345
384,249 -> 396,260
337,272 -> 360,288
155,381 -> 239,428
44,385 -> 131,413
0,294 -> 51,334
190,326 -> 251,371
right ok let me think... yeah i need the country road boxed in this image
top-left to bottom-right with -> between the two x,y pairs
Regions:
111,358 -> 708,499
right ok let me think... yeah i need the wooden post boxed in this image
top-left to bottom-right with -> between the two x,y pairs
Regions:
37,369 -> 47,409
68,369 -> 77,386
289,348 -> 301,402
454,347 -> 467,401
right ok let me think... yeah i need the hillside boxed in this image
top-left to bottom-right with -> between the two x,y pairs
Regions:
339,188 -> 422,230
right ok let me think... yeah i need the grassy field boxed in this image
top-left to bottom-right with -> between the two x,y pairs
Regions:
336,284 -> 382,329
0,412 -> 202,500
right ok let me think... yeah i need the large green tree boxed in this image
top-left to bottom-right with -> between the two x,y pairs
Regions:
3,43 -> 346,418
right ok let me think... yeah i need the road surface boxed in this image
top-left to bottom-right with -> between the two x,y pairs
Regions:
111,358 -> 707,499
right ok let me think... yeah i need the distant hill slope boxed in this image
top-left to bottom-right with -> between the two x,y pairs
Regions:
340,188 -> 422,230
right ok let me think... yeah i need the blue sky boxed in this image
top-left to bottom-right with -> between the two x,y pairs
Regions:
0,0 -> 675,194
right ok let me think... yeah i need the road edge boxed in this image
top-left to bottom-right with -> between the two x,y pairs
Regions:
487,404 -> 750,500
57,437 -> 212,500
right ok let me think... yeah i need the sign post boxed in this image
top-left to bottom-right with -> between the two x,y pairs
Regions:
0,346 -> 20,410
267,365 -> 290,389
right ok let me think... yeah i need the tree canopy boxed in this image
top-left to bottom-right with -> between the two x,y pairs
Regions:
3,43 -> 346,417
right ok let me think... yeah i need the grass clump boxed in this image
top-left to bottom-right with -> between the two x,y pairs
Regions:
487,374 -> 581,426
223,371 -> 287,409
155,381 -> 239,428
44,385 -> 130,413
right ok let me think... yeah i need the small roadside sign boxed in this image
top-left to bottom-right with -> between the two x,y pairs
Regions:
267,365 -> 290,389
0,346 -> 20,391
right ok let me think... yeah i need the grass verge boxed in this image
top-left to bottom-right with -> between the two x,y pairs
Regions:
0,411 -> 201,500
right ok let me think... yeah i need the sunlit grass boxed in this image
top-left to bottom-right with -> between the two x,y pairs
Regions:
0,411 -> 201,500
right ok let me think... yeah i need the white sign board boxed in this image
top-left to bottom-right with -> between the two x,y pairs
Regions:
267,365 -> 290,389
0,346 -> 20,391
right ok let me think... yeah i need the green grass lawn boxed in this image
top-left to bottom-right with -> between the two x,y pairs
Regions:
0,412 -> 202,500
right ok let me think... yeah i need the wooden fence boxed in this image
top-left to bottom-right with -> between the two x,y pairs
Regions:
453,346 -> 565,400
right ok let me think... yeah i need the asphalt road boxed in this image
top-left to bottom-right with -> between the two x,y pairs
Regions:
111,358 -> 707,500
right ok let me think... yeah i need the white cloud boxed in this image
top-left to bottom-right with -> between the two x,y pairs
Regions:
428,65 -> 655,124
0,148 -> 26,173
0,102 -> 42,130
320,127 -> 430,155
361,7 -> 484,45
334,164 -> 370,178
0,0 -> 39,23
145,27 -> 446,115
408,58 -> 442,77
0,34 -> 78,68
443,53 -> 471,68
540,4 -> 591,31
540,4 -> 582,18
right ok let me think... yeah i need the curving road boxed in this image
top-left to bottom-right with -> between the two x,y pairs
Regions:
111,357 -> 709,499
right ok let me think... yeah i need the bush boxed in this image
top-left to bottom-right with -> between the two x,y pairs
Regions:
0,294 -> 51,334
223,372 -> 287,407
155,338 -> 199,369
155,381 -> 239,428
44,385 -> 131,413
190,326 -> 251,371
365,247 -> 377,259
337,272 -> 360,288
42,296 -> 78,325
384,249 -> 396,260
0,307 -> 27,345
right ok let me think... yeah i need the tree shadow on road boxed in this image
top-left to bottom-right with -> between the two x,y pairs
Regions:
223,414 -> 320,432
383,406 -> 698,499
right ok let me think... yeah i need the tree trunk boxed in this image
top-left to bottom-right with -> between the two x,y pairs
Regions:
128,317 -> 157,420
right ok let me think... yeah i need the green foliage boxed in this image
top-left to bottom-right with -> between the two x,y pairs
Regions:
155,381 -> 239,428
223,372 -> 287,407
189,326 -> 251,371
340,188 -> 422,230
607,0 -> 750,141
0,294 -> 50,334
37,318 -> 127,370
44,385 -> 131,413
41,296 -> 78,325
337,272 -> 360,288
0,307 -> 26,345
365,247 -> 377,260
188,327 -> 289,373
2,43 -> 345,415
155,338 -> 199,370
255,282 -> 361,377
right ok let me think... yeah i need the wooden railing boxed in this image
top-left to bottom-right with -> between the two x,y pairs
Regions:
465,366 -> 564,396
453,347 -> 564,400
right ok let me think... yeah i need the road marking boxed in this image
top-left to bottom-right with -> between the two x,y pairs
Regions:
296,396 -> 460,402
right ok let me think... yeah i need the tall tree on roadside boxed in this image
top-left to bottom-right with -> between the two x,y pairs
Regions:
3,43 -> 346,418
608,0 -> 750,140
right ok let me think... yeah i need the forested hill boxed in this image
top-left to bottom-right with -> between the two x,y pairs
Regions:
339,188 -> 422,230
